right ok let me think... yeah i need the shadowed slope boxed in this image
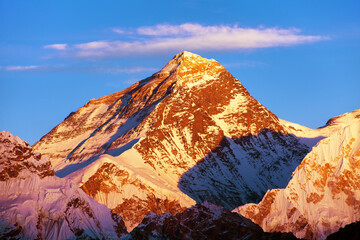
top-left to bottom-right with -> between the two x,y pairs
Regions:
127,202 -> 299,240
178,129 -> 309,209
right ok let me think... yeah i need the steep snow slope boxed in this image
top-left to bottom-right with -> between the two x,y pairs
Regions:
234,112 -> 360,240
0,131 -> 126,239
34,51 -> 311,229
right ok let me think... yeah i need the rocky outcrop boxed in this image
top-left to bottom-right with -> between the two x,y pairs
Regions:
326,221 -> 360,240
0,131 -> 54,181
127,202 -> 299,240
80,161 -> 187,230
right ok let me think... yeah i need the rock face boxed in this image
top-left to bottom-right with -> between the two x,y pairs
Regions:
234,110 -> 360,240
79,160 -> 187,230
33,51 -> 311,230
127,202 -> 299,240
0,131 -> 54,181
0,131 -> 127,239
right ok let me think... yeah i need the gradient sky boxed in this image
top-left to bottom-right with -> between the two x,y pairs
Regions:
1,0 -> 359,145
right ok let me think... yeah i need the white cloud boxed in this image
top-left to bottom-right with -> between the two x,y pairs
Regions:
45,23 -> 329,58
44,43 -> 68,50
75,41 -> 111,50
6,65 -> 40,71
2,64 -> 156,74
137,23 -> 205,36
112,28 -> 125,34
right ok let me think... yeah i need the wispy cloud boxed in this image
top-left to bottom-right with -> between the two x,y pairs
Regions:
1,64 -> 156,74
44,43 -> 68,50
5,65 -> 40,71
137,23 -> 226,36
44,23 -> 329,59
112,28 -> 125,34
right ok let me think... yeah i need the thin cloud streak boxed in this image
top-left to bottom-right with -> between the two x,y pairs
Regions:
5,65 -> 40,71
136,23 -> 205,36
112,28 -> 125,34
1,64 -> 156,74
45,23 -> 329,59
44,44 -> 68,50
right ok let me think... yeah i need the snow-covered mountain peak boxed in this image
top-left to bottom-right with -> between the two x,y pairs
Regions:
174,50 -> 202,60
0,130 -> 54,180
34,51 -> 311,229
326,108 -> 360,127
158,51 -> 209,72
155,51 -> 223,87
0,130 -> 31,161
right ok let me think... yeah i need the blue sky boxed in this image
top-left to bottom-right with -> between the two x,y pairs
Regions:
1,0 -> 359,145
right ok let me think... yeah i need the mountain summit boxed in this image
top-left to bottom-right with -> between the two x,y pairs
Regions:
34,51 -> 311,230
155,50 -> 220,85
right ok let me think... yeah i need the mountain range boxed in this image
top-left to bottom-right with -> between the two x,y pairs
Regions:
1,51 -> 359,239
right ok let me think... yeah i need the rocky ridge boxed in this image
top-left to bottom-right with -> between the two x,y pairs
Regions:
127,202 -> 299,240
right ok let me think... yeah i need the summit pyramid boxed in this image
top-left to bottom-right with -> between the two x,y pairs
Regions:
34,51 -> 311,230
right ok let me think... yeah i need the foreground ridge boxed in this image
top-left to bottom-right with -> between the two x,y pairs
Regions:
128,202 -> 299,240
0,131 -> 127,239
234,111 -> 360,240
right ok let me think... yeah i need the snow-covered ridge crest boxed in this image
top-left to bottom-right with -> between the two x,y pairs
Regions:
325,108 -> 360,127
234,117 -> 360,240
282,108 -> 360,139
280,108 -> 360,149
